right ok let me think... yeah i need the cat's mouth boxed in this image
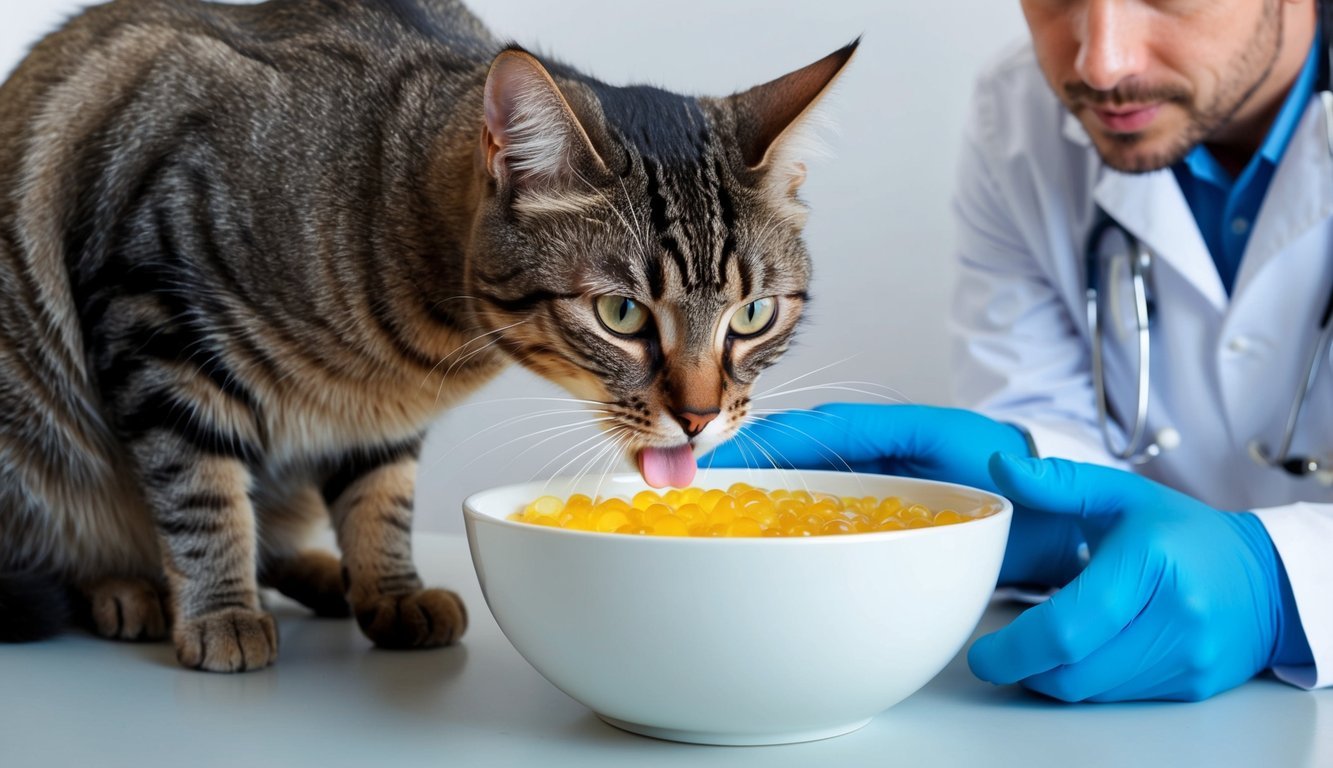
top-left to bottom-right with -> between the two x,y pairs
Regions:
636,444 -> 697,489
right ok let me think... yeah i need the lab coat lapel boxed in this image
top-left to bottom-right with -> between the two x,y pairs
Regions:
1063,114 -> 1228,312
1234,99 -> 1333,298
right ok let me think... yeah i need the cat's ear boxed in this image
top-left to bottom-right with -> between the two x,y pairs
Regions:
728,39 -> 859,191
482,48 -> 608,192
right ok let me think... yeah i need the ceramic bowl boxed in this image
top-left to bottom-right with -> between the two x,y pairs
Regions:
464,468 -> 1010,746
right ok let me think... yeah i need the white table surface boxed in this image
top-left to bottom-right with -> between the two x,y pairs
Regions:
2,532 -> 1329,768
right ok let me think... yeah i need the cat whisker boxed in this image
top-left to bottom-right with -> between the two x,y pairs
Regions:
569,426 -> 631,491
431,406 -> 611,463
736,418 -> 866,494
750,354 -> 861,401
591,430 -> 635,502
423,320 -> 526,389
536,424 -> 634,489
753,381 -> 913,404
453,394 -> 613,409
450,416 -> 618,475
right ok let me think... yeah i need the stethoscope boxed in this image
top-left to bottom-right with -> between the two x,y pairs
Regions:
1085,23 -> 1333,479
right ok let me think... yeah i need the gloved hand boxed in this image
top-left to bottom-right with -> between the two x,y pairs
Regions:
968,453 -> 1313,702
703,403 -> 1085,587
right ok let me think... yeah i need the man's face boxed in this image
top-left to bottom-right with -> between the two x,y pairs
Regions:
1021,0 -> 1286,173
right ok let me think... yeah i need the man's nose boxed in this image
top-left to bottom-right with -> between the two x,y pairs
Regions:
1076,0 -> 1149,92
673,408 -> 719,438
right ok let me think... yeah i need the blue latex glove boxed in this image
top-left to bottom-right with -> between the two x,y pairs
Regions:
968,453 -> 1313,702
704,403 -> 1086,587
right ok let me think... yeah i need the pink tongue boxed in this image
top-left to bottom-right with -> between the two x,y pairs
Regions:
638,445 -> 697,488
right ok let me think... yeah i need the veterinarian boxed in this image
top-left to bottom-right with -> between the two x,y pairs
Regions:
708,0 -> 1332,701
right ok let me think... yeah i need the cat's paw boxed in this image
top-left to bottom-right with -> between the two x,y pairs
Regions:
264,550 -> 351,618
86,578 -> 167,641
174,608 -> 279,672
355,588 -> 467,649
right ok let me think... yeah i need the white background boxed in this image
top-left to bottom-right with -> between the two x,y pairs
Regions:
1,1 -> 1027,533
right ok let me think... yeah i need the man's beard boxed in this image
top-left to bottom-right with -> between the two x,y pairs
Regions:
1063,1 -> 1284,174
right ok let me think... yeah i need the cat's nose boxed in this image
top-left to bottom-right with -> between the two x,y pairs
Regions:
673,409 -> 719,438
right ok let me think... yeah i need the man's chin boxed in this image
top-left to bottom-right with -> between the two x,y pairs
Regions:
1088,132 -> 1194,175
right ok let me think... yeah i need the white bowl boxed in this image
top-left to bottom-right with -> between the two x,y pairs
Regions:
463,469 -> 1011,746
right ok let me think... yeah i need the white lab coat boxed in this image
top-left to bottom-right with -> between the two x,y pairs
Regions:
951,42 -> 1333,689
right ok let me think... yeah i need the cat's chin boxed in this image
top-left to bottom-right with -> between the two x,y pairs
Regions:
635,445 -> 698,489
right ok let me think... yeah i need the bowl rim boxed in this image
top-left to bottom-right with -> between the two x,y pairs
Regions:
462,469 -> 1012,546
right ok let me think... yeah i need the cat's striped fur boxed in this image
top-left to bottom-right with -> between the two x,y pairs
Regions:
0,0 -> 853,670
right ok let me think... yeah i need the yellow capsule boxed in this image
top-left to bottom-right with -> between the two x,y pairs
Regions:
786,525 -> 815,537
663,489 -> 684,507
681,487 -> 704,504
934,510 -> 964,525
531,515 -> 558,527
532,496 -> 563,517
596,509 -> 630,532
699,488 -> 727,512
900,504 -> 931,521
632,490 -> 662,510
653,515 -> 689,536
821,519 -> 853,536
688,523 -> 711,537
728,482 -> 754,495
905,517 -> 933,529
640,503 -> 671,525
710,497 -> 737,518
729,517 -> 763,537
677,503 -> 706,523
875,518 -> 908,532
707,505 -> 736,526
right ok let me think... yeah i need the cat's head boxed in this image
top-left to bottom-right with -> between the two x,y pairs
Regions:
466,41 -> 856,487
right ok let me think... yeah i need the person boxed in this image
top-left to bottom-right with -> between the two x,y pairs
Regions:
707,0 -> 1332,702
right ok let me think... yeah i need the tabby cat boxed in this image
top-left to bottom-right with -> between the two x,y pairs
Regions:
0,0 -> 854,672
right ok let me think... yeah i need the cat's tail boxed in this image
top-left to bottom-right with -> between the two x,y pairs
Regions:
0,571 -> 69,642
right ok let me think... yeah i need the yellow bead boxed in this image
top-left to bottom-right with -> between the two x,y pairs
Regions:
707,505 -> 736,526
934,510 -> 964,525
642,503 -> 672,525
532,496 -> 563,517
728,482 -> 754,495
653,515 -> 688,536
632,490 -> 662,510
900,504 -> 931,521
821,519 -> 853,535
729,517 -> 763,537
681,487 -> 704,504
699,489 -> 727,512
677,503 -> 706,523
596,510 -> 630,532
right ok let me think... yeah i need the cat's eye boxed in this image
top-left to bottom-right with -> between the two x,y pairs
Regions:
595,295 -> 650,336
728,298 -> 777,337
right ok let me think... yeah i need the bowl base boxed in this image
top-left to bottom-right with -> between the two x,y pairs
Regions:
596,714 -> 873,746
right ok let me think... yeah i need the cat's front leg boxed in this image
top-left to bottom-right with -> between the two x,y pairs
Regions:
324,439 -> 467,649
130,428 -> 277,673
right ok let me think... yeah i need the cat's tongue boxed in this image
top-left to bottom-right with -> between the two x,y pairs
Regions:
637,445 -> 697,489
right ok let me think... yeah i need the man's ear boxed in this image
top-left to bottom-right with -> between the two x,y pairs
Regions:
481,48 -> 608,192
727,39 -> 859,195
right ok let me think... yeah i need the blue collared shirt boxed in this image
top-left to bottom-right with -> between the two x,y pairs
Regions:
1172,33 -> 1322,294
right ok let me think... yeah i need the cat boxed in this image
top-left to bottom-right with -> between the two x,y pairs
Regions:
0,0 -> 854,672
